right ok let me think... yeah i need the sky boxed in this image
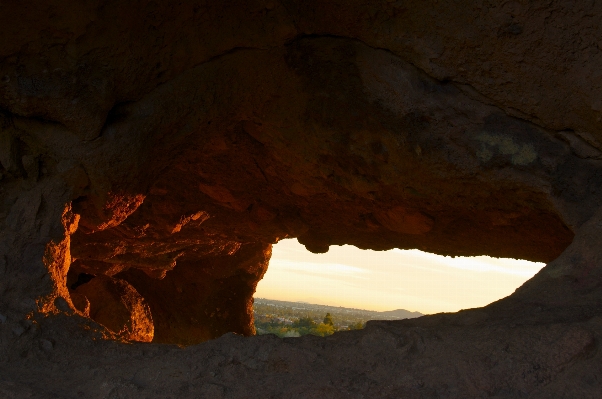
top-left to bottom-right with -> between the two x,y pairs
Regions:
254,238 -> 546,314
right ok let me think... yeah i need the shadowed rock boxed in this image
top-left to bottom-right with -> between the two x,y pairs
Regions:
0,0 -> 601,397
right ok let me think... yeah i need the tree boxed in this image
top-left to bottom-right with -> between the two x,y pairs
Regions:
348,321 -> 365,330
323,312 -> 334,326
293,316 -> 317,329
312,323 -> 335,337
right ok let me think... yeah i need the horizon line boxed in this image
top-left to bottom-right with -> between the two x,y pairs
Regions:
254,297 -> 426,315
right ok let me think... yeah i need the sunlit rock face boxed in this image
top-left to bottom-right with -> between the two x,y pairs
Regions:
72,274 -> 154,343
0,0 -> 601,397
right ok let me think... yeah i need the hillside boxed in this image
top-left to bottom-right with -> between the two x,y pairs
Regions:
253,298 -> 423,337
376,309 -> 424,320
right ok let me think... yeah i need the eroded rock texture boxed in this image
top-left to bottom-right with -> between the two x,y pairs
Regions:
0,0 -> 601,397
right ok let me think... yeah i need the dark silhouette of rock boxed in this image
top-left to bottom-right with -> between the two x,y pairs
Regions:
376,309 -> 423,319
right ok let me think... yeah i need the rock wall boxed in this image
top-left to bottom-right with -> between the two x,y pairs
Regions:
0,0 -> 601,397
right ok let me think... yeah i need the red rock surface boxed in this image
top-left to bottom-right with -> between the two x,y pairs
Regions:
0,0 -> 601,397
72,275 -> 154,342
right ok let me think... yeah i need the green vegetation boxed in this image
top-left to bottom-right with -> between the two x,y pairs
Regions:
253,298 -> 422,338
253,299 -> 373,338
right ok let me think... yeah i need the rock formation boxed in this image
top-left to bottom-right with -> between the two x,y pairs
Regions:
0,0 -> 601,397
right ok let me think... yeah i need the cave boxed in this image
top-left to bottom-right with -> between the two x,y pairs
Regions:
1,1 -> 601,397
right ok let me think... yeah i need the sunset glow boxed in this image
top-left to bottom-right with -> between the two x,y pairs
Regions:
255,239 -> 546,314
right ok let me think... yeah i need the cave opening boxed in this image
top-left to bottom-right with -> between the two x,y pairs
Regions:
61,234 -> 551,345
14,27 -> 586,351
59,209 -> 561,348
3,1 -> 602,395
257,238 -> 546,316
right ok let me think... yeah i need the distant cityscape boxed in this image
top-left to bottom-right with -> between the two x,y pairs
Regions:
253,298 -> 423,338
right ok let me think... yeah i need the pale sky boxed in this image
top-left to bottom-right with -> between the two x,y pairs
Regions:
254,238 -> 546,314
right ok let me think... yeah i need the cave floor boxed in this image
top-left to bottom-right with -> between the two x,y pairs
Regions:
1,297 -> 601,399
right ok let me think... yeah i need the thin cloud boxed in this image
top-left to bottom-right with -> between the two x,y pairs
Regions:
256,239 -> 547,314
271,259 -> 367,274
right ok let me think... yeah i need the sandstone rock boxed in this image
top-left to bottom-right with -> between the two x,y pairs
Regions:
374,206 -> 434,235
38,338 -> 54,352
117,242 -> 271,345
0,129 -> 19,175
69,292 -> 90,317
73,275 -> 154,343
0,0 -> 601,397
